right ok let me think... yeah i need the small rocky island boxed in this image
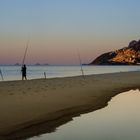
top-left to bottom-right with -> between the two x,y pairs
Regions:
90,40 -> 140,65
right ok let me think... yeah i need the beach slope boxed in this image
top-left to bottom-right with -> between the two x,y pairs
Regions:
0,71 -> 140,139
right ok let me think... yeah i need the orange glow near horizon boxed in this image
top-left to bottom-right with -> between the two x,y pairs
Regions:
0,34 -> 139,65
0,0 -> 140,65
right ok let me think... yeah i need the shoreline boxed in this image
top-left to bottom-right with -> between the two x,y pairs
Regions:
0,71 -> 140,140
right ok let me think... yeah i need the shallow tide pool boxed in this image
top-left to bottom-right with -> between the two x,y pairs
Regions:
28,90 -> 140,140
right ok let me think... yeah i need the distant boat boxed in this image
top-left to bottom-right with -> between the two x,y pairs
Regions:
14,63 -> 20,66
35,63 -> 41,66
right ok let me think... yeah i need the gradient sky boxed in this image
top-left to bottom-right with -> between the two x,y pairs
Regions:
0,0 -> 140,65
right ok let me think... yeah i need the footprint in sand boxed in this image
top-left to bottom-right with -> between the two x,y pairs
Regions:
22,91 -> 26,94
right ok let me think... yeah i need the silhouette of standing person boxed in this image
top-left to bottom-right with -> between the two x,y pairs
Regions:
21,64 -> 27,80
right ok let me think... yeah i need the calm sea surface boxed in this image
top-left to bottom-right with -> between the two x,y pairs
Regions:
0,65 -> 140,81
28,90 -> 140,140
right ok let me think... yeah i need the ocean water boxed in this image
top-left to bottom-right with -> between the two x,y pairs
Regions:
28,90 -> 140,140
0,65 -> 140,81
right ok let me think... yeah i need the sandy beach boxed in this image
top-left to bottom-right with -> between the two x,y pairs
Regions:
0,71 -> 140,140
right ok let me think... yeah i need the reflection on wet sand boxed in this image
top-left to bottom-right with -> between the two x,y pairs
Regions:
0,104 -> 107,140
29,90 -> 140,140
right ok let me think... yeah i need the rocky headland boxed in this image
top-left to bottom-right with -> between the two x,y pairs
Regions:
90,40 -> 140,65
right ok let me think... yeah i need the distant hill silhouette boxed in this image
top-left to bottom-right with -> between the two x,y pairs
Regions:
90,40 -> 140,65
34,63 -> 49,66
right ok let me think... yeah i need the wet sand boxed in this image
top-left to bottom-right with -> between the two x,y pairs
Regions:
0,71 -> 140,140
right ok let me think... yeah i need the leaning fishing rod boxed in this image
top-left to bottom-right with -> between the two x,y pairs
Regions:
0,69 -> 4,81
77,50 -> 85,79
22,40 -> 29,66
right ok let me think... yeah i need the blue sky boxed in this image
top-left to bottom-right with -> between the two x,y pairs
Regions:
0,0 -> 140,64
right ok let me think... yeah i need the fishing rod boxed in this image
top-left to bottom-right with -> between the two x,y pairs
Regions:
22,40 -> 29,66
0,69 -> 4,81
77,50 -> 85,78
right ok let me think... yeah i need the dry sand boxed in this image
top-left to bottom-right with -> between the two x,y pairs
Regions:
0,71 -> 140,140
